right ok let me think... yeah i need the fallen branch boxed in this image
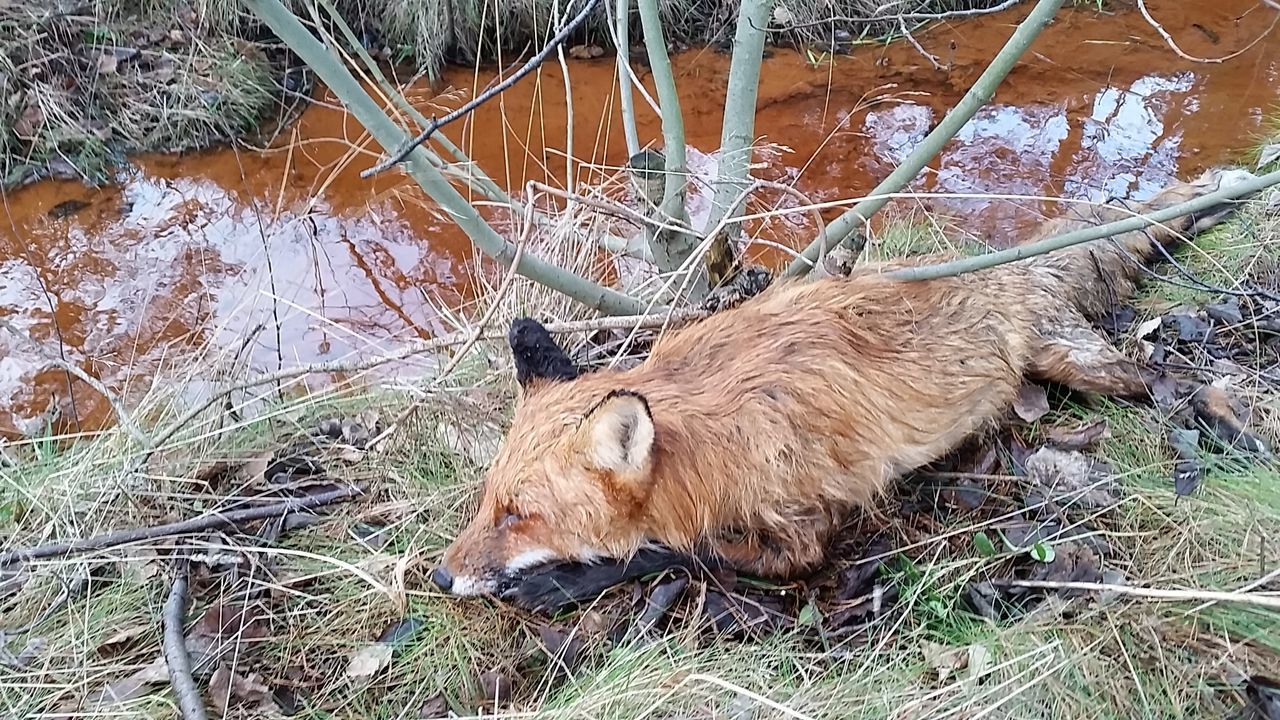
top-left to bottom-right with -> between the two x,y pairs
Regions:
998,578 -> 1280,610
887,168 -> 1280,281
0,484 -> 364,567
361,0 -> 602,177
162,561 -> 207,720
784,0 -> 1067,277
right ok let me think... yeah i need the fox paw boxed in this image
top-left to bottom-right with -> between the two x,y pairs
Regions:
702,266 -> 774,314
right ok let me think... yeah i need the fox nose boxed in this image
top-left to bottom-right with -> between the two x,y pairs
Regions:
431,566 -> 454,592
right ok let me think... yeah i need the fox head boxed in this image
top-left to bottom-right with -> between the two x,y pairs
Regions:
433,318 -> 660,599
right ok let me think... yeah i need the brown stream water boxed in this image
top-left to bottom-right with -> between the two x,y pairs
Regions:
1,0 -> 1278,437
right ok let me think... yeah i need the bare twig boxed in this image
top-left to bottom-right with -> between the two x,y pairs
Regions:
0,319 -> 148,446
785,0 -> 1067,276
362,0 -> 601,177
887,168 -> 1280,281
0,484 -> 364,567
162,561 -> 207,720
1137,0 -> 1279,64
610,0 -> 641,156
900,16 -> 945,70
368,194 -> 534,448
998,578 -> 1280,610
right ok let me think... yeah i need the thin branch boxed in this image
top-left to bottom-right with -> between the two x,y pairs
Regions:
886,169 -> 1280,281
245,0 -> 647,317
701,0 -> 775,238
162,561 -> 207,720
314,0 -> 521,211
998,578 -> 1280,610
0,484 -> 364,567
900,15 -> 945,70
362,0 -> 601,177
1137,0 -> 1279,64
612,0 -> 641,157
636,0 -> 703,294
0,320 -> 148,446
784,0 -> 1067,277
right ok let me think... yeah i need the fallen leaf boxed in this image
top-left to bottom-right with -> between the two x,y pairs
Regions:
345,642 -> 394,680
1028,541 -> 1103,590
1168,427 -> 1204,496
1099,304 -> 1136,335
1013,384 -> 1050,423
702,591 -> 790,637
922,641 -> 967,683
96,625 -> 150,656
1097,569 -> 1128,606
475,670 -> 514,709
96,53 -> 118,74
1023,447 -> 1118,509
80,653 -> 170,712
419,692 -> 450,718
209,663 -> 273,713
538,624 -> 587,672
1044,419 -> 1109,451
967,644 -> 993,682
973,531 -> 997,557
1171,310 -> 1212,343
8,637 -> 46,667
1134,315 -> 1163,339
1205,297 -> 1244,325
14,103 -> 43,138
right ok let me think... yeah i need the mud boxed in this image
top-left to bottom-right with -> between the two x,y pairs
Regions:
1,0 -> 1278,436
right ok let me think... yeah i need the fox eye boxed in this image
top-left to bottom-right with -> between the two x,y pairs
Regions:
497,511 -> 522,529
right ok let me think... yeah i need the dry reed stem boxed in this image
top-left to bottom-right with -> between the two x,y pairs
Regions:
1000,579 -> 1280,610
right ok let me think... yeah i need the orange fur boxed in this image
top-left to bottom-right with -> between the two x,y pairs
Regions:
437,167 -> 1261,597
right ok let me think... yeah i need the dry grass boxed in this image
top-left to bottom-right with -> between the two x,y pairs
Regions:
0,0 -> 278,188
0,0 -> 1019,187
2,177 -> 1279,718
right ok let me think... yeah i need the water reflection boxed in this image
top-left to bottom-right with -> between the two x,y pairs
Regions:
1,0 -> 1277,435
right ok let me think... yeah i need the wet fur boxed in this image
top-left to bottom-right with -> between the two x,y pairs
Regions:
440,168 -> 1266,604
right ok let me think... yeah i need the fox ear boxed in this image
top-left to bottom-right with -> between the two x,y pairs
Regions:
582,390 -> 654,475
508,317 -> 580,390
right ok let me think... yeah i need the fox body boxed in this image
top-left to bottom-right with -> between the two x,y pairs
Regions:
434,168 -> 1262,601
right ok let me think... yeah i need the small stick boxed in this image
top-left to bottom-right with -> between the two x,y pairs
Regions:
162,560 -> 207,720
361,0 -> 601,177
997,578 -> 1280,610
0,484 -> 363,567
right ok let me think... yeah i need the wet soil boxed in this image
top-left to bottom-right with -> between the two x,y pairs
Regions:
1,0 -> 1278,435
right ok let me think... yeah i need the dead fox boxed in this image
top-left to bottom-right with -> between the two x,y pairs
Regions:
431,167 -> 1267,603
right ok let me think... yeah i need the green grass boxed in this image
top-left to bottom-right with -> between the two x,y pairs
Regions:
4,159 -> 1280,718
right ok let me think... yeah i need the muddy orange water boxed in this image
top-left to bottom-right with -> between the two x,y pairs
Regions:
2,1 -> 1278,437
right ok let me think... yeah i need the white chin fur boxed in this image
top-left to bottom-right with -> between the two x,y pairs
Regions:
504,548 -> 559,572
448,575 -> 495,597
